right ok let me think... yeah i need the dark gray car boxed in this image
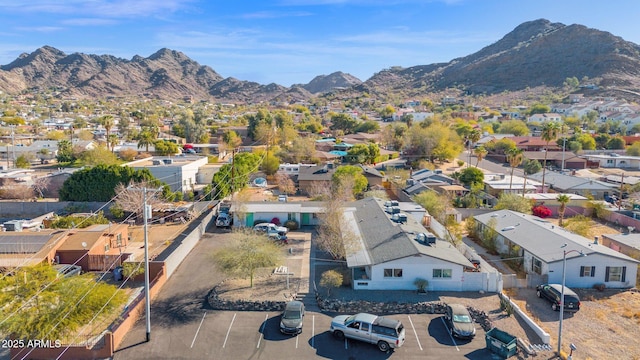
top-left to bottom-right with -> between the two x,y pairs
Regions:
444,304 -> 476,339
280,301 -> 304,335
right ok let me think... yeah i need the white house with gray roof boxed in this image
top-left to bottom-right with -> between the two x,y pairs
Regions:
345,197 -> 479,291
474,210 -> 638,289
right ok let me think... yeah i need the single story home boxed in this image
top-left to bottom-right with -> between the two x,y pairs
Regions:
582,153 -> 640,169
523,193 -> 589,217
230,201 -> 325,228
528,171 -> 616,200
600,233 -> 640,259
55,223 -> 130,271
345,197 -> 476,291
474,210 -> 639,288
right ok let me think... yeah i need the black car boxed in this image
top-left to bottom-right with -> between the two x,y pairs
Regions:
536,284 -> 581,312
280,300 -> 304,335
444,304 -> 476,339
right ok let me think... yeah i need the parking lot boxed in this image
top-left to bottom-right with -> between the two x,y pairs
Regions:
115,230 -> 501,359
117,308 -> 495,359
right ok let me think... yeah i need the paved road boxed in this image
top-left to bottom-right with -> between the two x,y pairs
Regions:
114,231 -> 498,360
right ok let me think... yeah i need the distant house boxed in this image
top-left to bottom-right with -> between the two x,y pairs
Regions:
357,164 -> 385,188
527,113 -> 562,123
523,193 -> 589,217
297,163 -> 337,195
522,151 -> 587,170
581,153 -> 640,170
600,233 -> 640,259
345,197 -> 478,291
510,136 -> 561,152
0,229 -> 67,267
483,173 -> 543,196
474,210 -> 639,288
528,171 -> 616,200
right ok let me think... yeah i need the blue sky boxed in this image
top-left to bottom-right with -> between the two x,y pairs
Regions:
0,0 -> 639,86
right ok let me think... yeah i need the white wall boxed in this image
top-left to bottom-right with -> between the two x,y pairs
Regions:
546,253 -> 637,289
358,255 -> 470,291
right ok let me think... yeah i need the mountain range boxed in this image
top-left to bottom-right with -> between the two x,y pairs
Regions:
1,19 -> 639,102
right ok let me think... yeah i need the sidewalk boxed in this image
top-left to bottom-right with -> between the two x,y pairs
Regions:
461,236 -> 516,275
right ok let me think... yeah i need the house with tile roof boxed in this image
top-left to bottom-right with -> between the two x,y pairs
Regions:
474,210 -> 638,288
344,197 -> 479,291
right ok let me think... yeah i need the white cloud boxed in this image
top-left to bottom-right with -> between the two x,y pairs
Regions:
0,0 -> 193,18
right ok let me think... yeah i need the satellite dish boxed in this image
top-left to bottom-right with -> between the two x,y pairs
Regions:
81,242 -> 87,249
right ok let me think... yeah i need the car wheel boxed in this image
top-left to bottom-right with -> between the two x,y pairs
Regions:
552,303 -> 558,311
536,290 -> 542,298
377,341 -> 390,352
333,330 -> 344,340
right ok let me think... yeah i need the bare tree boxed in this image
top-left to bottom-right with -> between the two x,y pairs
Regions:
113,181 -> 163,221
275,173 -> 296,195
33,176 -> 51,198
315,181 -> 359,260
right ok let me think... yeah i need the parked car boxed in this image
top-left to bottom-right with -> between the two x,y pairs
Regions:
444,304 -> 476,339
329,313 -> 405,352
267,230 -> 288,244
280,300 -> 305,335
254,222 -> 288,234
536,283 -> 581,312
215,213 -> 233,228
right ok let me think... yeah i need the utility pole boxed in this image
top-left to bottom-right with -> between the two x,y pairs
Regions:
10,125 -> 15,168
619,173 -> 624,211
230,148 -> 237,196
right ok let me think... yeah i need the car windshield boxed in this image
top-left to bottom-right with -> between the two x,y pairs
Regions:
453,314 -> 472,323
283,310 -> 301,319
345,315 -> 357,324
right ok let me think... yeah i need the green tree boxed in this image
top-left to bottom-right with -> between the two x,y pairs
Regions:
211,152 -> 261,199
137,130 -> 156,152
575,133 -> 596,150
98,115 -> 115,151
56,139 -> 75,163
494,193 -> 532,214
346,143 -> 370,164
261,152 -> 280,176
413,190 -> 448,223
154,140 -> 180,156
79,145 -> 120,166
505,148 -> 524,192
556,194 -> 571,227
498,120 -> 530,136
523,158 -> 542,175
606,137 -> 626,150
540,122 -> 560,190
355,120 -> 380,134
15,154 -> 31,168
329,113 -> 359,135
0,264 -> 126,340
474,146 -> 488,166
529,103 -> 551,115
627,142 -> 640,156
458,167 -> 485,188
332,165 -> 368,198
212,229 -> 283,287
319,269 -> 343,296
59,164 -> 160,201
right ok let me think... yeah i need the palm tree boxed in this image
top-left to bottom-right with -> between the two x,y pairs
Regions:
474,146 -> 488,167
506,148 -> 524,193
540,122 -> 560,190
137,130 -> 155,153
98,115 -> 115,151
556,194 -> 570,226
466,129 -> 481,167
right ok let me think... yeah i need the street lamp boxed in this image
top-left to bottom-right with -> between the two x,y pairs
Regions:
558,244 -> 587,356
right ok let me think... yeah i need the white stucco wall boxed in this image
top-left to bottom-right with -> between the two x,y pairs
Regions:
546,253 -> 637,289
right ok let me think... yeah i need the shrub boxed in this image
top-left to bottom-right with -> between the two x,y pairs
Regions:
283,219 -> 299,230
532,205 -> 552,218
320,269 -> 343,296
414,278 -> 428,293
593,283 -> 606,291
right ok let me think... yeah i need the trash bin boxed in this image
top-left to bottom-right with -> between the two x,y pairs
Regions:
485,327 -> 517,359
113,266 -> 123,281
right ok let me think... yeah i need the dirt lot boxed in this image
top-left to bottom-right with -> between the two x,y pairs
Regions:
507,287 -> 640,360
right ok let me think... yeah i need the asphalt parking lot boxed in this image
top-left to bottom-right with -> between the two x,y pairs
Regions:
115,230 -> 500,360
117,308 -> 495,359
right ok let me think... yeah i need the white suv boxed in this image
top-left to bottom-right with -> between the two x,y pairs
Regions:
253,222 -> 288,234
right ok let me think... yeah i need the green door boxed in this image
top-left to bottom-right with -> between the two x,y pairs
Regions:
301,213 -> 310,226
246,213 -> 254,227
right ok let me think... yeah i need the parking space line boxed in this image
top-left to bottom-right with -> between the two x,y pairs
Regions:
222,313 -> 237,348
190,312 -> 207,348
296,332 -> 299,348
311,315 -> 315,349
257,313 -> 268,348
440,317 -> 460,351
344,338 -> 348,350
407,315 -> 423,351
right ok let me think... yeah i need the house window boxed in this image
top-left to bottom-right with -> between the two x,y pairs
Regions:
580,266 -> 595,277
104,243 -> 110,252
116,234 -> 123,247
531,257 -> 542,275
606,159 -> 614,164
605,266 -> 626,282
288,213 -> 295,220
432,269 -> 452,278
383,268 -> 403,278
